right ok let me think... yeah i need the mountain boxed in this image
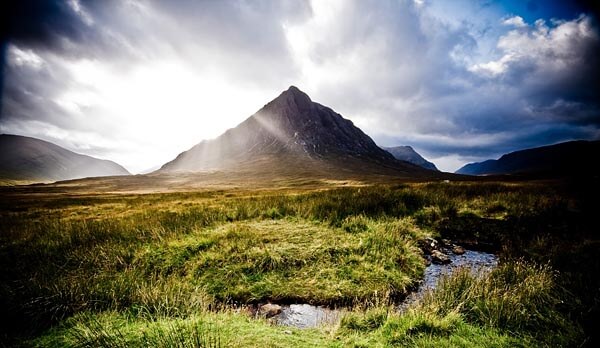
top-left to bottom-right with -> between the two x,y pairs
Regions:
160,86 -> 433,177
456,140 -> 600,176
0,134 -> 130,183
382,146 -> 438,171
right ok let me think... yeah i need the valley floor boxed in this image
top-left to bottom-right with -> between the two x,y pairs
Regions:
0,180 -> 598,347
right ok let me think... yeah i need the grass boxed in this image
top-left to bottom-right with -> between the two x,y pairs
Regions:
30,308 -> 527,348
418,262 -> 582,346
163,217 -> 424,304
0,180 -> 598,346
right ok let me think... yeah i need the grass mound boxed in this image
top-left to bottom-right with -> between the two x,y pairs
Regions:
137,217 -> 425,305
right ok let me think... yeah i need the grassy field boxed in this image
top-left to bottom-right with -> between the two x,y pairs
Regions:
0,180 -> 598,347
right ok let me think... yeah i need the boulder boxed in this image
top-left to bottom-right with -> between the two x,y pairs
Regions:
259,303 -> 282,318
441,239 -> 453,247
452,245 -> 466,255
431,250 -> 451,264
420,237 -> 439,254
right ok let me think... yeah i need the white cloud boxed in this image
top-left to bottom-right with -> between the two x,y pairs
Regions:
7,45 -> 45,70
502,15 -> 527,28
67,0 -> 94,26
471,15 -> 598,78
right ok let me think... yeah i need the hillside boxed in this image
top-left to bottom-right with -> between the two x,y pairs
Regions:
456,140 -> 600,176
0,134 -> 130,183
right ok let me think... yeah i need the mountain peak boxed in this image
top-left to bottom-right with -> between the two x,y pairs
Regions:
159,86 -> 436,177
268,85 -> 313,113
383,145 -> 439,171
285,85 -> 308,97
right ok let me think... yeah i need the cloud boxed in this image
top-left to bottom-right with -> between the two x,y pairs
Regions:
0,0 -> 91,50
502,15 -> 527,28
283,2 -> 599,171
1,0 -> 598,173
473,15 -> 598,78
469,14 -> 600,126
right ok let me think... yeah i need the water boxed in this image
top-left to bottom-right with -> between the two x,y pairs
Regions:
267,249 -> 498,328
422,250 -> 498,290
398,249 -> 498,311
273,304 -> 341,328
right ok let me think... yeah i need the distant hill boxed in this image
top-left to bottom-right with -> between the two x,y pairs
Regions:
0,134 -> 130,183
160,86 -> 437,178
382,146 -> 438,171
456,140 -> 600,176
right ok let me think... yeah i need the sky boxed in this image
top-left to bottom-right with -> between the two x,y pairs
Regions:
1,0 -> 599,173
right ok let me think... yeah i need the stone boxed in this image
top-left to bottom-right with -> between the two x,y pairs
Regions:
259,303 -> 282,318
431,250 -> 451,264
452,245 -> 466,255
420,237 -> 439,254
441,239 -> 453,247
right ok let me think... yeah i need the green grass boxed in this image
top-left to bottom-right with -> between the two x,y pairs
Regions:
29,309 -> 528,348
418,262 -> 582,346
154,217 -> 425,305
1,181 -> 598,346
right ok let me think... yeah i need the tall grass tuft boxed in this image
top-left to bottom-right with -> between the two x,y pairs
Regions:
419,261 -> 583,345
68,313 -> 221,348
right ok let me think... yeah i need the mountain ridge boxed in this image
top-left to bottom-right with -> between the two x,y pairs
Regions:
0,134 -> 130,183
456,140 -> 600,176
382,146 -> 439,171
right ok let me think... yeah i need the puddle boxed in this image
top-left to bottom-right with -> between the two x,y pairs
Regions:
274,304 -> 341,328
263,249 -> 498,328
423,249 -> 498,289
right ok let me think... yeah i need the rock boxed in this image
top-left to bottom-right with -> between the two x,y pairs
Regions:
441,239 -> 453,247
431,250 -> 451,264
259,303 -> 282,318
452,245 -> 466,255
420,237 -> 439,254
283,330 -> 293,335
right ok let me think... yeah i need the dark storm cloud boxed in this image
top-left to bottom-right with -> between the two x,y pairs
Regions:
0,0 -> 122,126
1,0 -> 88,49
0,0 -> 83,116
0,0 -> 129,64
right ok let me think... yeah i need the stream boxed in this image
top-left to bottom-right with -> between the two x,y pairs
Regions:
266,249 -> 498,328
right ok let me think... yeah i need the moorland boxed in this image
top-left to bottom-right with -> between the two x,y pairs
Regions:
1,178 -> 598,347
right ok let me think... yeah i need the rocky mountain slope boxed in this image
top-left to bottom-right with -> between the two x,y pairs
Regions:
383,146 -> 438,171
160,86 -> 434,177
